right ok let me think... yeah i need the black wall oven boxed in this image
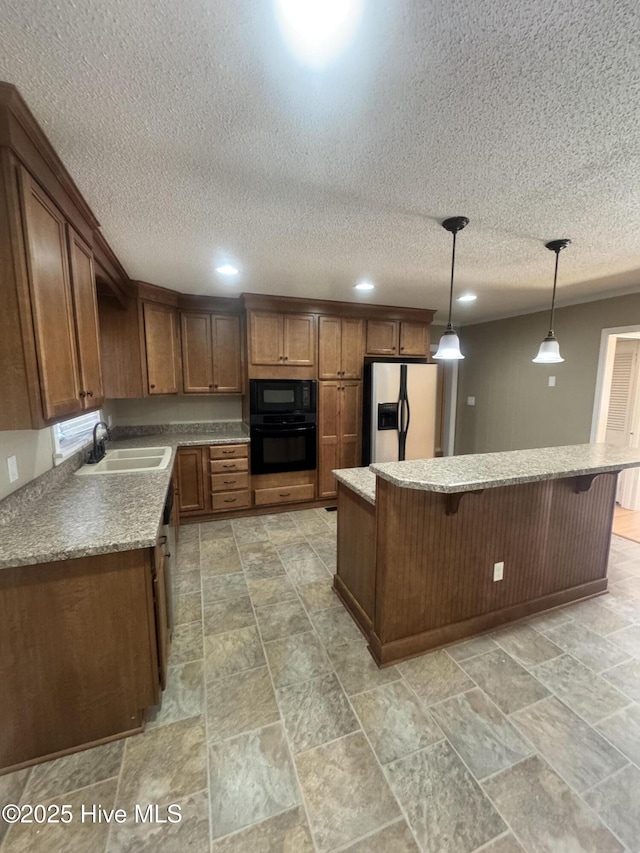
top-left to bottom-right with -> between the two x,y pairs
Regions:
250,380 -> 317,475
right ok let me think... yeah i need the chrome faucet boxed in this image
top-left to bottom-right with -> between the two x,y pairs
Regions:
87,421 -> 112,464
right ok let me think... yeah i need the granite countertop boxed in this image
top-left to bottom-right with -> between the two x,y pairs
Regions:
333,467 -> 376,505
371,444 -> 640,494
0,429 -> 249,570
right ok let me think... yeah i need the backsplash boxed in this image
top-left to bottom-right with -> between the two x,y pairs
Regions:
112,421 -> 248,438
105,395 -> 242,426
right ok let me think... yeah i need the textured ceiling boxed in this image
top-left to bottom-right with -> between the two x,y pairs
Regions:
1,0 -> 640,323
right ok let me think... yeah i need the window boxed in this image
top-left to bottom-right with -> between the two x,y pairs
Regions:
52,410 -> 104,463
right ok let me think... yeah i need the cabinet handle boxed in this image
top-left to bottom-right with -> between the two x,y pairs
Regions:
158,535 -> 167,545
79,390 -> 86,398
223,480 -> 237,484
279,492 -> 291,497
223,463 -> 236,468
224,498 -> 237,503
222,449 -> 234,454
87,390 -> 94,397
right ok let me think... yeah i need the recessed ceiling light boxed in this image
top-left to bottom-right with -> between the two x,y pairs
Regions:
275,0 -> 363,69
215,264 -> 239,276
457,293 -> 477,303
354,281 -> 375,291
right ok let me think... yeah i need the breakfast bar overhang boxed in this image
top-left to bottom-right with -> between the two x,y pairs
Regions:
333,444 -> 640,667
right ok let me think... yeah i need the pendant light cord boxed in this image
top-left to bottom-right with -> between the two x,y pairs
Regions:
548,248 -> 560,335
447,230 -> 457,330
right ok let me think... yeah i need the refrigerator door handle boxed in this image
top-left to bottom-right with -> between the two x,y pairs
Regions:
404,396 -> 411,435
398,363 -> 409,461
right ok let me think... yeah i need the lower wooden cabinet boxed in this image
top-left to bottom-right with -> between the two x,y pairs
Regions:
319,380 -> 362,498
153,537 -> 170,691
177,443 -> 252,518
254,483 -> 315,506
176,446 -> 207,514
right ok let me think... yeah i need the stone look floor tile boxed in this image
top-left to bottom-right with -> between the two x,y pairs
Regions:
210,805 -> 314,852
206,666 -> 279,744
543,621 -> 630,672
116,716 -> 207,813
238,541 -> 278,567
170,621 -> 204,665
386,740 -> 505,853
296,578 -> 341,613
446,635 -> 498,662
429,688 -> 532,780
399,650 -> 475,706
232,527 -> 270,547
255,599 -> 312,641
327,641 -> 402,695
595,704 -> 640,765
310,606 -> 363,649
608,624 -> 640,658
267,527 -> 308,546
460,649 -> 550,713
533,655 -> 631,724
264,631 -> 333,688
276,672 -> 359,753
284,556 -> 330,585
173,592 -> 202,626
2,778 -> 117,853
201,573 -> 248,604
209,722 -> 299,840
584,764 -> 640,851
21,740 -> 123,802
568,599 -> 633,636
525,608 -> 574,631
276,542 -> 318,564
174,569 -> 201,596
494,624 -> 563,667
200,537 -> 238,562
351,680 -> 443,764
296,731 -> 400,852
601,657 -> 640,703
0,769 -> 30,845
510,696 -> 627,792
482,755 -> 624,853
246,576 -> 297,608
477,835 -> 526,852
147,660 -> 204,729
204,626 -> 265,682
339,819 -> 420,852
243,559 -> 287,581
105,789 -> 209,853
202,596 -> 255,637
199,519 -> 233,539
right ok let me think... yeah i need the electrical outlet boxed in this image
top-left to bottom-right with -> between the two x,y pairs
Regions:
7,455 -> 18,483
467,396 -> 476,406
548,376 -> 556,387
493,561 -> 504,582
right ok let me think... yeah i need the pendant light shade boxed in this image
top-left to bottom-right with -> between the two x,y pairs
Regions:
533,239 -> 570,364
433,216 -> 469,361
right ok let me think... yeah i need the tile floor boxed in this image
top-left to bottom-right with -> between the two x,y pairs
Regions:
2,510 -> 640,852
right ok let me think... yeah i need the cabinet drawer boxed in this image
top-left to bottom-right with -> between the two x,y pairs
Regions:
211,472 -> 249,493
209,444 -> 248,460
254,483 -> 315,506
210,458 -> 249,474
212,490 -> 251,512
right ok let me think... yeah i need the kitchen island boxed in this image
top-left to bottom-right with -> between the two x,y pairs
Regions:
333,444 -> 640,667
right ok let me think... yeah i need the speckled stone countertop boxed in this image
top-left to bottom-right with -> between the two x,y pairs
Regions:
0,430 -> 249,570
333,467 -> 376,505
371,444 -> 640,494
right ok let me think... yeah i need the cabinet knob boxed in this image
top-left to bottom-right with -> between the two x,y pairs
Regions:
79,390 -> 86,398
87,390 -> 94,397
209,384 -> 214,389
284,356 -> 288,361
400,347 -> 405,351
150,384 -> 156,389
214,384 -> 218,389
279,355 -> 284,361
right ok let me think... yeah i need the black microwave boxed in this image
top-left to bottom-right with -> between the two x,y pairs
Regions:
249,379 -> 317,418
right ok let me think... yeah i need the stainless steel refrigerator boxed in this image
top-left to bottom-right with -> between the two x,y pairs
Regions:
362,358 -> 438,464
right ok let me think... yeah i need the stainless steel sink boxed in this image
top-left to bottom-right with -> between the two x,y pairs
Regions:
75,447 -> 172,475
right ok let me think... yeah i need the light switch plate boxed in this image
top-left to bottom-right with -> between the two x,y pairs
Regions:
467,396 -> 476,406
7,455 -> 18,483
493,561 -> 504,582
548,376 -> 556,387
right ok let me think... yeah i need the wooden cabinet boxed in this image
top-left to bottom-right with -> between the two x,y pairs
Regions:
176,447 -> 206,514
68,227 -> 104,409
143,302 -> 180,395
249,311 -> 315,367
319,316 -> 364,380
400,322 -> 430,357
181,313 -> 242,394
153,537 -> 170,690
366,319 -> 430,357
318,380 -> 362,498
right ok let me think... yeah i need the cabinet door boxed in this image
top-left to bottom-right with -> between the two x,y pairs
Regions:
176,447 -> 206,513
181,313 -> 213,393
249,312 -> 283,365
318,381 -> 340,498
212,315 -> 242,393
339,381 -> 362,469
400,322 -> 429,357
341,318 -> 364,379
19,170 -> 82,420
283,314 -> 315,366
68,227 -> 104,409
366,320 -> 399,355
318,316 -> 342,379
153,541 -> 170,691
143,303 -> 179,394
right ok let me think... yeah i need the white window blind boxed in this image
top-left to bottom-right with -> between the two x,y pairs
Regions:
607,346 -> 636,433
52,410 -> 103,461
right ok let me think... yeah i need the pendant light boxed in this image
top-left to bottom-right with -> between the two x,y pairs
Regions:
433,216 -> 469,360
532,238 -> 571,363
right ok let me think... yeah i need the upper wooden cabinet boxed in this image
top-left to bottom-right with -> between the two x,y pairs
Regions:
366,319 -> 430,357
142,302 -> 180,395
249,311 -> 315,368
319,316 -> 364,380
181,312 -> 242,394
68,227 -> 104,410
